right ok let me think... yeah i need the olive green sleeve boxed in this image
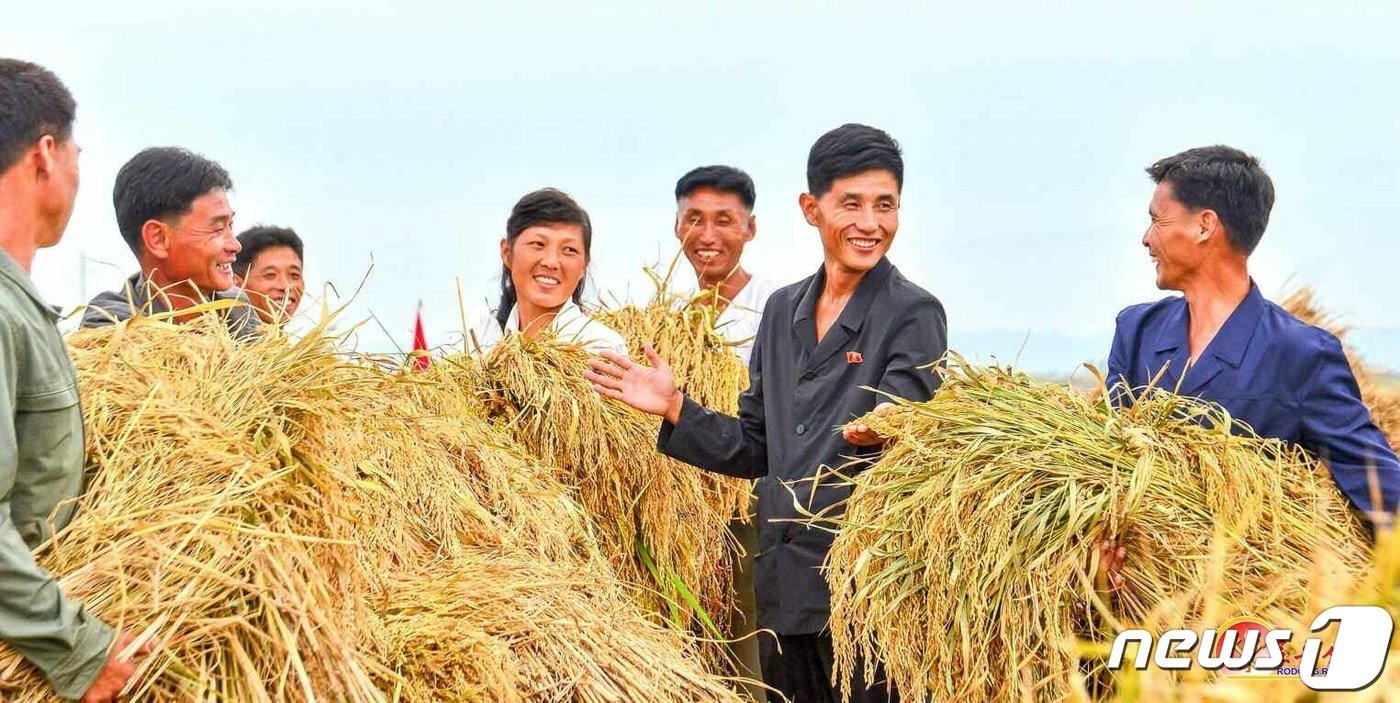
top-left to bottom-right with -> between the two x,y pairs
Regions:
0,319 -> 115,700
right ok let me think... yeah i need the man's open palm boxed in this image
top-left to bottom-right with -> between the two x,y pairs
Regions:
585,345 -> 683,421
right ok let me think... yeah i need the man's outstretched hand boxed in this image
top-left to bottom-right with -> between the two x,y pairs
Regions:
843,402 -> 898,447
585,345 -> 684,423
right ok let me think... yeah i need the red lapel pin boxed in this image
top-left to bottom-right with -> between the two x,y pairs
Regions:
846,351 -> 863,365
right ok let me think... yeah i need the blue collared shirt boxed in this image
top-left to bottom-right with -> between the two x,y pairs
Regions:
1108,282 -> 1400,521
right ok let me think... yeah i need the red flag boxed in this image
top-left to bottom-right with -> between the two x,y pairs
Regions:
412,301 -> 430,370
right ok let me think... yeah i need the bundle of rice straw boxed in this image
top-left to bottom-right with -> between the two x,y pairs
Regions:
321,335 -> 747,701
1075,527 -> 1400,702
460,330 -> 748,651
594,285 -> 754,517
824,356 -> 1370,703
0,315 -> 388,701
0,312 -> 745,702
594,285 -> 750,410
459,331 -> 744,638
383,548 -> 743,703
1282,286 -> 1400,450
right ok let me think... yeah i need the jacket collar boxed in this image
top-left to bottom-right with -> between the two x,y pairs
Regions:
792,257 -> 894,371
1151,280 -> 1266,395
0,248 -> 58,321
792,257 -> 892,328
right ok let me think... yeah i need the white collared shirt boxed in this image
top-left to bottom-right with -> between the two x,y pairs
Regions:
681,274 -> 780,367
472,300 -> 629,356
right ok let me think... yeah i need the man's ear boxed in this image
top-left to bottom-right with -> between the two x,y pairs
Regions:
674,212 -> 689,243
744,214 -> 757,242
1197,209 -> 1221,244
499,238 -> 511,268
142,220 -> 171,260
799,193 -> 819,227
32,135 -> 58,182
233,273 -> 246,288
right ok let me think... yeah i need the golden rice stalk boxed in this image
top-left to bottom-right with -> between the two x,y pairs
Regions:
593,285 -> 750,410
0,315 -> 389,702
385,548 -> 745,703
0,312 -> 744,701
1079,523 -> 1400,702
1281,286 -> 1400,450
308,354 -> 601,569
459,332 -> 744,647
593,286 -> 754,523
302,333 -> 749,701
824,356 -> 1370,703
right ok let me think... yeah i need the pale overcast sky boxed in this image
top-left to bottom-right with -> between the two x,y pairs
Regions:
5,1 -> 1397,374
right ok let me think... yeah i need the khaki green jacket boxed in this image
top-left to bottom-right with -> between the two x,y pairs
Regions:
0,249 -> 113,699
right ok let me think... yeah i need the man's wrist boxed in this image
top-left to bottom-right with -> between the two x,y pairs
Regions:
664,391 -> 684,425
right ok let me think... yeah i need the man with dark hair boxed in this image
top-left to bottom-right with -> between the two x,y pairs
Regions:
674,165 -> 777,366
233,225 -> 304,325
0,57 -> 149,703
1097,145 -> 1400,588
80,147 -> 260,338
673,164 -> 777,699
590,124 -> 947,702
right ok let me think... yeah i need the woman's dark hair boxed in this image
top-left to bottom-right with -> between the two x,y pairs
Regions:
495,188 -> 594,329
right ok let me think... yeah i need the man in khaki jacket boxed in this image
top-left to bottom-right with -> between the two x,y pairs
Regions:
0,58 -> 149,701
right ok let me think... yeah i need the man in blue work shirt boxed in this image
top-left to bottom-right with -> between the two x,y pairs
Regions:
1099,145 -> 1400,586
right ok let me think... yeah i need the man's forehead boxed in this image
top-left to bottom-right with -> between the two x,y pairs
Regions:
191,188 -> 233,215
1150,181 -> 1185,210
678,188 -> 748,212
826,170 -> 900,199
254,245 -> 303,267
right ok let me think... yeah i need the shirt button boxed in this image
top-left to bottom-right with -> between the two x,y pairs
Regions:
781,531 -> 793,543
796,424 -> 806,436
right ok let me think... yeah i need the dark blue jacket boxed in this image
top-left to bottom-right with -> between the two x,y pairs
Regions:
1108,282 -> 1400,520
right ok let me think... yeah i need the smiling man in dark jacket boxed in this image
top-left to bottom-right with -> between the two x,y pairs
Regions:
588,123 -> 947,703
80,147 -> 260,339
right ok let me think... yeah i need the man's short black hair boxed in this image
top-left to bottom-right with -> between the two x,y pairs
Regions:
1146,145 -> 1275,256
674,165 -> 756,211
113,146 -> 234,256
806,123 -> 904,197
234,225 -> 303,278
0,58 -> 76,175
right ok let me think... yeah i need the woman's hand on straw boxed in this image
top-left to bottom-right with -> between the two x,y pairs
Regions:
586,345 -> 685,424
81,630 -> 154,703
843,402 -> 897,447
1091,537 -> 1128,595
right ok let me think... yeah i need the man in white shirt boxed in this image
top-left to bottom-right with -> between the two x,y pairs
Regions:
673,164 -> 776,699
233,225 -> 304,326
674,165 -> 778,366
